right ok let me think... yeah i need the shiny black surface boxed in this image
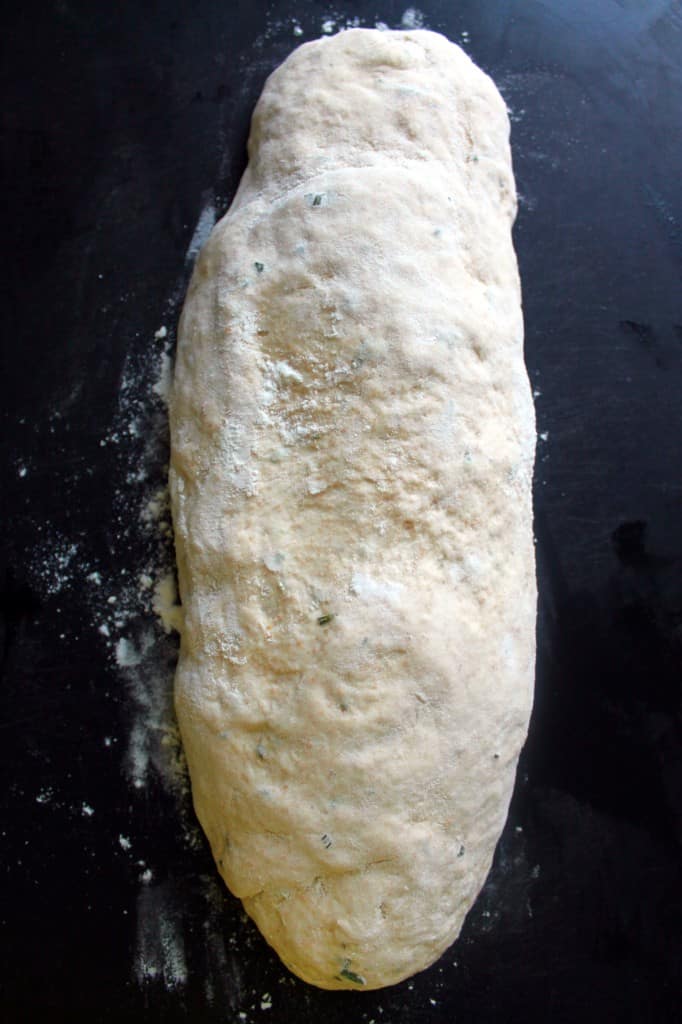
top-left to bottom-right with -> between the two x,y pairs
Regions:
2,2 -> 681,1021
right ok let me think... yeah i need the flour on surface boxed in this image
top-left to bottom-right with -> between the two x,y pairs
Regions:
185,199 -> 217,263
401,8 -> 425,30
152,572 -> 183,634
27,533 -> 81,597
21,286 -> 203,993
135,882 -> 188,990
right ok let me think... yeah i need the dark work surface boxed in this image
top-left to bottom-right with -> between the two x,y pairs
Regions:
2,1 -> 681,1022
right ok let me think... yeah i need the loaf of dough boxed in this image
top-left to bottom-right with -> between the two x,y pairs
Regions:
169,28 -> 535,991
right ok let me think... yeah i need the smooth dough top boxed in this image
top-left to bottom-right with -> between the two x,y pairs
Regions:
170,29 -> 536,990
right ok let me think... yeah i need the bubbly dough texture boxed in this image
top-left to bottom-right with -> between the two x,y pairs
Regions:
170,29 -> 536,991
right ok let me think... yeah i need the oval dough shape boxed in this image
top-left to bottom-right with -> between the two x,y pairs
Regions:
170,28 -> 536,991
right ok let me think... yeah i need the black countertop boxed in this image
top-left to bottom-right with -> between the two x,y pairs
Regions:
2,2 -> 681,1022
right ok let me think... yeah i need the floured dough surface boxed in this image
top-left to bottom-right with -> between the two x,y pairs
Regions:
170,28 -> 536,991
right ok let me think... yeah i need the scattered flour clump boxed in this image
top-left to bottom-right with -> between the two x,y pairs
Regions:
152,573 -> 183,635
401,8 -> 425,29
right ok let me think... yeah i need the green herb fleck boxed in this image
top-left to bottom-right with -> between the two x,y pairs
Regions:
338,966 -> 366,986
317,614 -> 334,626
458,844 -> 465,857
254,261 -> 264,273
321,833 -> 332,849
312,193 -> 323,207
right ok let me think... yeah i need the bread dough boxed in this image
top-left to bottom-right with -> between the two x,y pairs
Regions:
169,28 -> 536,991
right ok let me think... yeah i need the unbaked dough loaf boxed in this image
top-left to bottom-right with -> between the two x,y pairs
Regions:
169,28 -> 536,991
